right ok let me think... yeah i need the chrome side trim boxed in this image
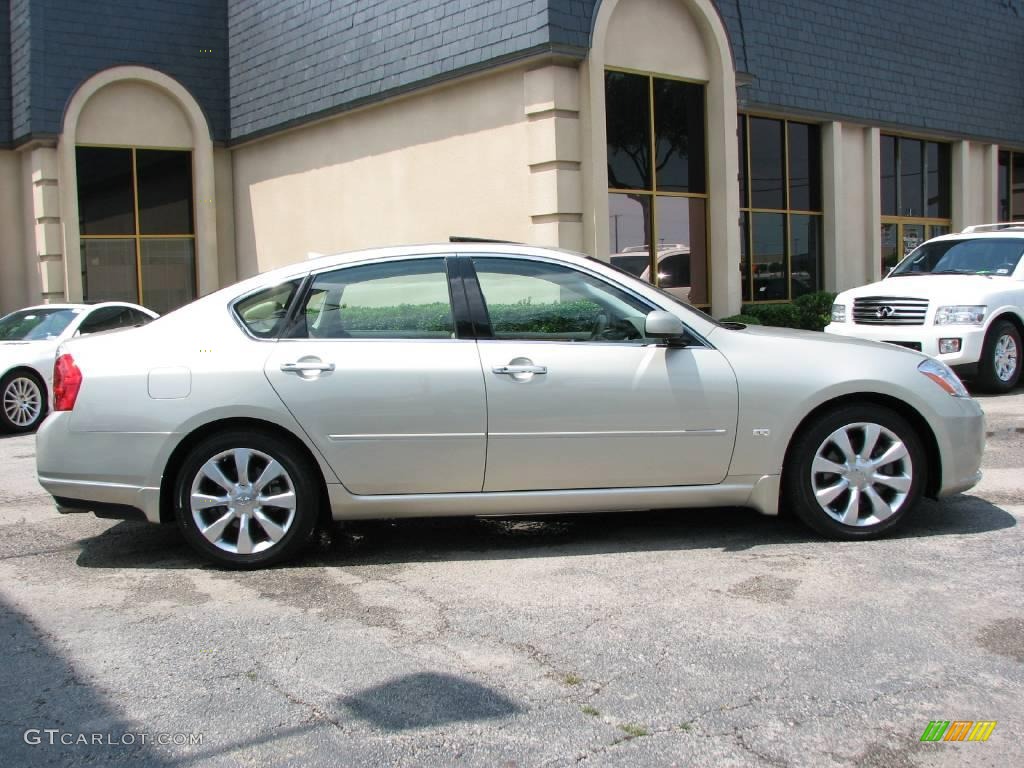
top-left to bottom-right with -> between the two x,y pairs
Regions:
490,429 -> 728,438
328,432 -> 485,441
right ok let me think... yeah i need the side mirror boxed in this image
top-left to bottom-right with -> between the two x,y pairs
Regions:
644,310 -> 686,340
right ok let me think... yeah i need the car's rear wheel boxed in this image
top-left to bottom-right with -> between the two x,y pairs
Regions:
175,430 -> 320,568
784,405 -> 926,539
1,370 -> 46,433
976,321 -> 1021,394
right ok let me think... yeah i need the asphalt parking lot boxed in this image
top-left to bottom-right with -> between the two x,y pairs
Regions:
1,390 -> 1021,767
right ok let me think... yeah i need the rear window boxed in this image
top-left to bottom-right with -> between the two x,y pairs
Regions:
233,281 -> 300,338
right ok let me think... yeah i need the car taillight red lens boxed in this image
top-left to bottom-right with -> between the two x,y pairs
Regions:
53,354 -> 83,411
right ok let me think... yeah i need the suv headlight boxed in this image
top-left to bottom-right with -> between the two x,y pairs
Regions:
919,359 -> 969,397
830,303 -> 846,323
934,305 -> 986,325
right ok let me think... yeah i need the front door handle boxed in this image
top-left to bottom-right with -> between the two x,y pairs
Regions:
280,361 -> 336,373
492,364 -> 547,375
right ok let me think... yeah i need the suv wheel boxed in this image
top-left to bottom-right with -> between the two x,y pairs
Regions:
175,430 -> 320,568
784,405 -> 925,539
977,321 -> 1021,394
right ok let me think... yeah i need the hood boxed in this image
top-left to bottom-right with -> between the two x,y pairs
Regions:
711,324 -> 929,365
836,274 -> 1006,304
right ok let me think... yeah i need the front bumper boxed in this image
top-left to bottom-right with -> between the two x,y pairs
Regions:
825,322 -> 986,370
933,396 -> 985,498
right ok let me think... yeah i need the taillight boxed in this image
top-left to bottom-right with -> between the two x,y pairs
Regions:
53,354 -> 83,411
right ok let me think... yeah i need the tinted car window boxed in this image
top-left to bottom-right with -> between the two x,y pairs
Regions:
78,307 -> 131,335
0,308 -> 79,340
472,258 -> 651,343
234,281 -> 301,339
294,259 -> 454,340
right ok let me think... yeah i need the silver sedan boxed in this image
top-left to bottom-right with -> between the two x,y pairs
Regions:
36,245 -> 985,567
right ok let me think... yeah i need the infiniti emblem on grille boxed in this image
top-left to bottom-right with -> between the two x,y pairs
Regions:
876,306 -> 895,318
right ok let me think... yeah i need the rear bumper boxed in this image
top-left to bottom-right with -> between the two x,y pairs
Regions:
36,412 -> 167,524
54,496 -> 148,521
39,476 -> 162,523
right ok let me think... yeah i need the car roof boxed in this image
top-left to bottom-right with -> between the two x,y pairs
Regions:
930,229 -> 1024,243
253,243 -> 596,284
12,301 -> 155,313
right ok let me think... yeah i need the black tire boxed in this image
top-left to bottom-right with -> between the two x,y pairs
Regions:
0,369 -> 47,433
783,404 -> 926,540
976,320 -> 1021,394
175,429 -> 321,568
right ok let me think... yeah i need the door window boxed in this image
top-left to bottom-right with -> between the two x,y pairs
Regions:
472,258 -> 652,343
295,258 -> 454,340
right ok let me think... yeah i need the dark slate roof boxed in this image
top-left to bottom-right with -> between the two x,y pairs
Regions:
727,0 -> 1024,146
0,1 -> 10,145
227,0 -> 570,141
4,1 -> 1023,147
8,0 -> 229,144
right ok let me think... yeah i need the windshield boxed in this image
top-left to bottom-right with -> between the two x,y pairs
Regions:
0,308 -> 79,341
890,238 -> 1024,277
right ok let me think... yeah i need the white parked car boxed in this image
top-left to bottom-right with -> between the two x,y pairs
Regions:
36,244 -> 984,568
0,302 -> 158,432
826,224 -> 1024,393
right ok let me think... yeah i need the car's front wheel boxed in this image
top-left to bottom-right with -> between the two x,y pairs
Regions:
1,370 -> 46,433
976,320 -> 1021,394
175,430 -> 321,568
784,405 -> 926,539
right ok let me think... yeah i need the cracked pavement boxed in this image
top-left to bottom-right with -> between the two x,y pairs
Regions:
0,390 -> 1021,766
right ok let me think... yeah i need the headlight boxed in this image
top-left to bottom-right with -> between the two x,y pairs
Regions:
830,303 -> 846,323
934,305 -> 986,325
918,359 -> 969,397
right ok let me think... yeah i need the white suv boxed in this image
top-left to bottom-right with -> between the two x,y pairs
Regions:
826,223 -> 1023,393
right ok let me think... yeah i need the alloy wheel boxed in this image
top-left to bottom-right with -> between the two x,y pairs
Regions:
189,448 -> 298,555
3,376 -> 43,428
810,421 -> 913,527
994,333 -> 1019,382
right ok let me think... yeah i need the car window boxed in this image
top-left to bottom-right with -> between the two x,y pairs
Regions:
125,309 -> 154,327
0,308 -> 79,340
891,238 -> 1024,276
294,258 -> 455,340
471,257 -> 652,343
234,281 -> 301,339
78,307 -> 131,335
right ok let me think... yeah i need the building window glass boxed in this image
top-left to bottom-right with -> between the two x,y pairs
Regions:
739,115 -> 823,302
76,146 -> 196,314
879,135 -> 951,274
998,149 -> 1024,221
606,70 -> 708,306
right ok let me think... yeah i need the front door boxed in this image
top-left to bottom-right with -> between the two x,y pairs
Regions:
264,257 -> 487,495
467,256 -> 738,492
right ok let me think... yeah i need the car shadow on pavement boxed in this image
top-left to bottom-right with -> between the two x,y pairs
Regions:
73,494 -> 1016,571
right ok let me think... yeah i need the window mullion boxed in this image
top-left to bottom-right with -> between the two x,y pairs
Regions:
131,148 -> 143,305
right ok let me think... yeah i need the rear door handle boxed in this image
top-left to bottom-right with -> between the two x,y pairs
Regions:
280,361 -> 336,373
492,365 -> 547,375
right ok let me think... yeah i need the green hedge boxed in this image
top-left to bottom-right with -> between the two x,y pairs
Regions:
740,291 -> 837,331
321,299 -> 604,334
719,314 -> 762,326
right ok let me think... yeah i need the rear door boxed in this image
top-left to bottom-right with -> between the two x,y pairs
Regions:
263,256 -> 487,495
466,255 -> 738,492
